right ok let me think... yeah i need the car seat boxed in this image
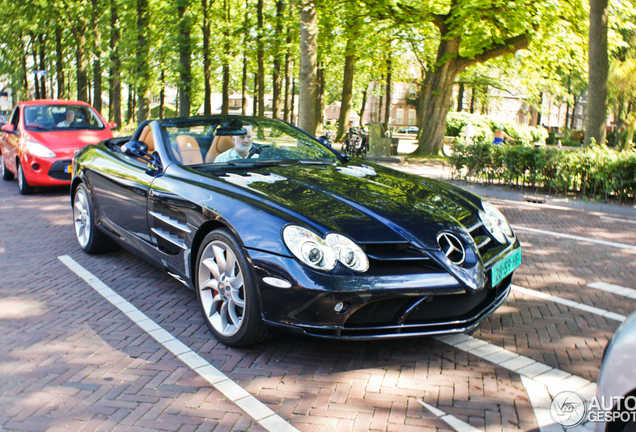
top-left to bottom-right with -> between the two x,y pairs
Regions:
138,125 -> 155,153
176,135 -> 203,165
205,135 -> 234,163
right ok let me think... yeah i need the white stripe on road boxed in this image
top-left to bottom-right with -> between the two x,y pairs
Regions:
58,255 -> 299,432
599,215 -> 636,224
512,285 -> 627,322
511,225 -> 636,251
417,399 -> 483,432
588,281 -> 636,299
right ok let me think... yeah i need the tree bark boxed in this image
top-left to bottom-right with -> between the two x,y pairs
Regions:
336,51 -> 356,141
585,0 -> 609,146
241,54 -> 248,115
457,82 -> 464,112
177,0 -> 192,116
222,0 -> 230,115
272,0 -> 284,119
109,0 -> 121,128
358,86 -> 367,125
91,0 -> 102,112
32,40 -> 40,99
257,0 -> 264,116
75,30 -> 88,102
38,35 -> 47,99
316,61 -> 324,129
299,1 -> 318,135
160,69 -> 165,118
290,74 -> 296,125
284,8 -> 292,122
136,0 -> 151,121
384,58 -> 392,130
55,26 -> 64,99
202,0 -> 212,115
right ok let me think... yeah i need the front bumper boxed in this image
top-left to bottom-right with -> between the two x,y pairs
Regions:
21,154 -> 73,186
249,242 -> 518,340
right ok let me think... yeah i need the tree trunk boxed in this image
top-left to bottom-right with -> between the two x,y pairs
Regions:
384,58 -> 392,130
470,87 -> 475,113
127,87 -> 133,123
160,69 -> 165,118
202,0 -> 212,115
284,11 -> 292,122
55,26 -> 64,99
75,31 -> 88,102
241,54 -> 247,115
290,75 -> 296,125
316,61 -> 324,129
177,0 -> 192,117
257,0 -> 265,116
585,0 -> 609,146
38,34 -> 46,99
536,92 -> 543,126
222,0 -> 230,115
336,51 -> 356,141
136,0 -> 151,121
358,86 -> 367,125
91,0 -> 102,112
272,0 -> 284,119
109,0 -> 121,128
32,43 -> 40,99
299,1 -> 318,135
253,75 -> 258,116
457,82 -> 464,112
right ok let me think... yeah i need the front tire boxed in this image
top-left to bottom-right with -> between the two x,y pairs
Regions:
17,162 -> 34,195
1,154 -> 14,180
73,183 -> 118,254
196,228 -> 269,347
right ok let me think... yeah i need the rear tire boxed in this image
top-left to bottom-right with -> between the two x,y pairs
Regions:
17,162 -> 34,195
195,228 -> 269,347
1,154 -> 13,181
73,183 -> 118,254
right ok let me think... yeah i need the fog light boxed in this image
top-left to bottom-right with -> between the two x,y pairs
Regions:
334,301 -> 349,313
32,163 -> 39,170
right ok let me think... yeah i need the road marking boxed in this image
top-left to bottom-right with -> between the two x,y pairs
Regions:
511,225 -> 636,251
58,255 -> 299,432
512,285 -> 627,322
588,281 -> 636,299
599,215 -> 636,224
417,398 -> 483,432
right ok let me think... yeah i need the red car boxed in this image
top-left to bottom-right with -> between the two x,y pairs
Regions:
0,100 -> 116,194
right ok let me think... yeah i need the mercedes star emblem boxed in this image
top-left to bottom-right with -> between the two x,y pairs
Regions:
437,233 -> 466,265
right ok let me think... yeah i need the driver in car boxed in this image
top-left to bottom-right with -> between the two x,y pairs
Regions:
214,125 -> 256,163
57,109 -> 76,127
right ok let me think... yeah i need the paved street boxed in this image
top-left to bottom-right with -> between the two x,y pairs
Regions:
1,161 -> 635,432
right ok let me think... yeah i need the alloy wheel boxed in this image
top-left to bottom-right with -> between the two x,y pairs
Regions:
198,240 -> 245,337
73,188 -> 91,248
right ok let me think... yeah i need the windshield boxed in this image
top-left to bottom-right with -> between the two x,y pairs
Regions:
24,104 -> 105,132
158,116 -> 339,166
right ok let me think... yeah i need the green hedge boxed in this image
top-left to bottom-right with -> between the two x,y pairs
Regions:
449,142 -> 636,204
446,113 -> 549,147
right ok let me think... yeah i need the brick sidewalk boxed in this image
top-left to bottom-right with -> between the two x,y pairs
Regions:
0,171 -> 633,431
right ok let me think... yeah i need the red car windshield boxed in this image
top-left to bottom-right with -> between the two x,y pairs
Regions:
24,105 -> 105,132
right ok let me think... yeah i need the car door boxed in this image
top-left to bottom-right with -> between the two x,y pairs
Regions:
88,148 -> 156,244
1,106 -> 21,174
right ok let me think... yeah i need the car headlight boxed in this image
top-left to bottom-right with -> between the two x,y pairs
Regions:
479,200 -> 513,244
326,233 -> 369,272
283,225 -> 369,272
26,141 -> 56,158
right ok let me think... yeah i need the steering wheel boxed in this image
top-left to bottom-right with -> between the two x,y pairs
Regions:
246,143 -> 272,159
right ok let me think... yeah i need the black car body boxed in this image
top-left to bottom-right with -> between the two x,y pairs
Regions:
71,115 -> 521,346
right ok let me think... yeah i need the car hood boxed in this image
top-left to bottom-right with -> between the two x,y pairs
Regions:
27,129 -> 111,154
202,162 -> 481,251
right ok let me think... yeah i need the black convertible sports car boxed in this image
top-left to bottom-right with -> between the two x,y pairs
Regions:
71,115 -> 521,347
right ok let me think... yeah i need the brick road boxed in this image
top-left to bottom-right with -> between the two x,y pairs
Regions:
0,164 -> 634,432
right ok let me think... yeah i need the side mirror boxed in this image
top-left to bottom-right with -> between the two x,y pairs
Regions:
1,124 -> 15,133
106,122 -> 117,130
317,136 -> 331,147
121,140 -> 149,156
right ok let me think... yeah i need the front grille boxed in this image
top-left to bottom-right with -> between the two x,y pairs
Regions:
360,242 -> 446,276
464,217 -> 510,265
48,160 -> 73,180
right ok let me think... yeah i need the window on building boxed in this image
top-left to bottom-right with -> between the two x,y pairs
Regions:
332,105 -> 337,112
395,83 -> 405,99
408,109 -> 415,125
409,86 -> 417,98
576,105 -> 582,116
396,109 -> 404,125
575,119 -> 582,129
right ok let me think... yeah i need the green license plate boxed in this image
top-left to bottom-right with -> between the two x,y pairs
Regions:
491,248 -> 522,287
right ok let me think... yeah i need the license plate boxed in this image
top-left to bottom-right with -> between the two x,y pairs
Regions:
64,164 -> 72,174
491,248 -> 522,287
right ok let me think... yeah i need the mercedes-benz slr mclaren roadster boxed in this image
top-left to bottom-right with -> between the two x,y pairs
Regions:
71,116 -> 521,347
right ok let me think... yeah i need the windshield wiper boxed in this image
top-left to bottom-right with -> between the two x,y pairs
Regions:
225,159 -> 300,167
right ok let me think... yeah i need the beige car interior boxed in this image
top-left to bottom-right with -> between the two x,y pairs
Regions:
138,125 -> 155,153
175,135 -> 204,165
